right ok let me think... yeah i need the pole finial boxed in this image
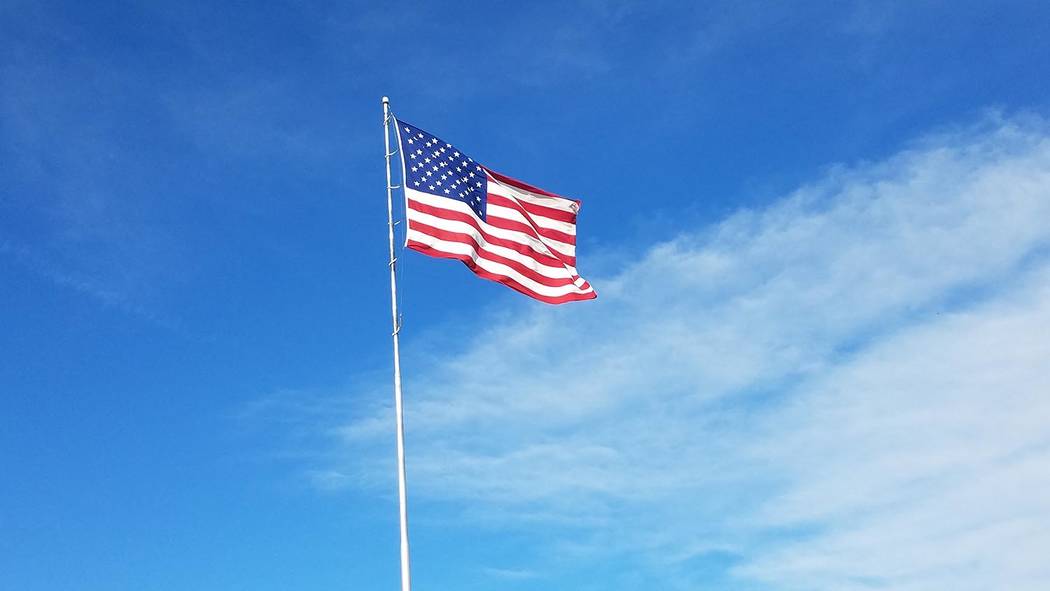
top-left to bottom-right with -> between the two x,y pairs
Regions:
382,96 -> 390,105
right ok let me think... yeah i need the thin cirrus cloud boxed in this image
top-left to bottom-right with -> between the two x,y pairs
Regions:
320,115 -> 1050,589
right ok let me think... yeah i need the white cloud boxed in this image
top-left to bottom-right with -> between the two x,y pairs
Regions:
323,116 -> 1050,589
737,267 -> 1050,590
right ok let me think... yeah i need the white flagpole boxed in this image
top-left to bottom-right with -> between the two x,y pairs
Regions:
382,95 -> 412,591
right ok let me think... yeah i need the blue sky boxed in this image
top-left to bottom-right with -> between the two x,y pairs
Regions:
3,1 -> 1050,590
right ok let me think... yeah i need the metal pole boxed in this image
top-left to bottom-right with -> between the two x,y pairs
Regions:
382,95 -> 412,591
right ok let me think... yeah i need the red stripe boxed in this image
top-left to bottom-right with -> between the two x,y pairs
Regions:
486,193 -> 577,245
487,192 -> 577,224
408,240 -> 597,305
408,198 -> 577,268
407,221 -> 579,288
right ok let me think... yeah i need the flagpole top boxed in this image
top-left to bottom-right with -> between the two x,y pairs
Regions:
382,96 -> 390,105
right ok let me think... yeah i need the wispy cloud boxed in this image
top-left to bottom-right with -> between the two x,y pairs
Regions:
0,3 -> 363,328
0,238 -> 185,332
0,5 -> 197,326
303,115 -> 1050,588
480,566 -> 541,581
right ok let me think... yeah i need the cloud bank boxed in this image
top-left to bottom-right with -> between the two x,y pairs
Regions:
325,116 -> 1050,589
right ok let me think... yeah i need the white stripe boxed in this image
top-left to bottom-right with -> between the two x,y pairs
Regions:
407,189 -> 576,263
406,208 -> 579,281
487,177 -> 579,214
407,229 -> 593,298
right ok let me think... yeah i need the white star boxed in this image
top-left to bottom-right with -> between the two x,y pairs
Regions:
424,157 -> 431,163
411,166 -> 417,172
428,184 -> 435,190
468,172 -> 475,178
403,126 -> 410,132
453,151 -> 460,157
444,189 -> 450,194
413,181 -> 420,186
440,174 -> 447,180
410,154 -> 416,159
407,138 -> 414,144
436,180 -> 442,185
426,171 -> 433,176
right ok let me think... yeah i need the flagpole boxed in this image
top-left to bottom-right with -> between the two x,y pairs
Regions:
382,95 -> 412,591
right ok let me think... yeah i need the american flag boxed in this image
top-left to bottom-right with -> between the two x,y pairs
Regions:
394,118 -> 596,304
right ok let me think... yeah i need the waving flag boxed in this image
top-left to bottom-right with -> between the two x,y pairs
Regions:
393,119 -> 596,304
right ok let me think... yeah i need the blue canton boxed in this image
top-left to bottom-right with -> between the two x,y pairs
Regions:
396,119 -> 488,220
